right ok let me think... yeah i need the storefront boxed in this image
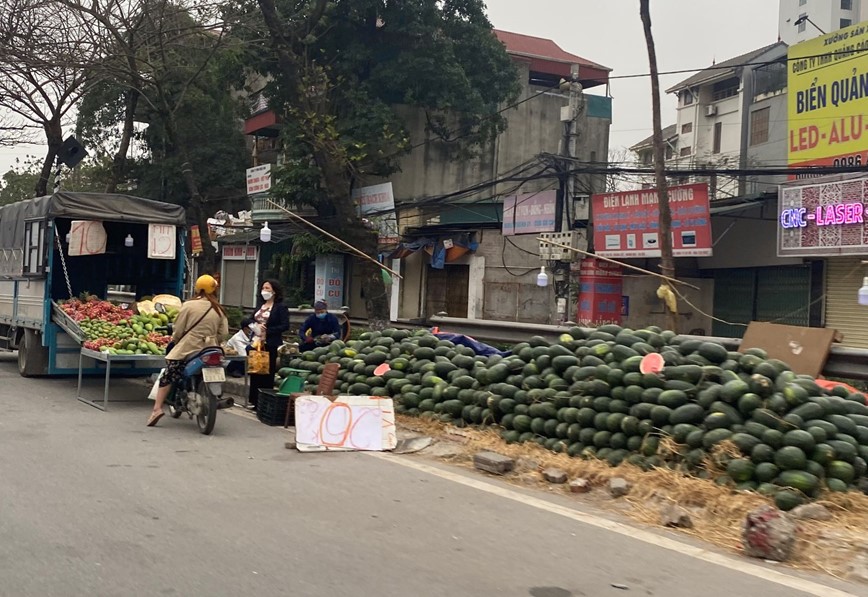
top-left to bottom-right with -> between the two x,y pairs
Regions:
778,174 -> 868,348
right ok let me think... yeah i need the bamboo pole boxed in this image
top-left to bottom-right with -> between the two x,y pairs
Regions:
265,199 -> 402,279
536,237 -> 700,291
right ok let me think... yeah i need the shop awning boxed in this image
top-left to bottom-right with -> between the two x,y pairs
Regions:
709,192 -> 776,216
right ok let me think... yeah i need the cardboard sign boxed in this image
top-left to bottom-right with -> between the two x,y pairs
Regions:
294,395 -> 397,452
148,224 -> 176,260
68,221 -> 107,256
739,321 -> 837,378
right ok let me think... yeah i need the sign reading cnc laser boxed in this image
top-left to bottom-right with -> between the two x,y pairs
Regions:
780,202 -> 865,229
778,175 -> 868,256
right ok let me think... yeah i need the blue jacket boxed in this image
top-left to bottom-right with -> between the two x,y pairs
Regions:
299,312 -> 341,344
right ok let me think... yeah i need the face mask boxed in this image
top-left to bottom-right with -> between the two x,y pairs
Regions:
316,312 -> 326,319
261,291 -> 274,301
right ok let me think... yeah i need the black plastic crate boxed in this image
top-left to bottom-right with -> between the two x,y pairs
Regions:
257,389 -> 294,426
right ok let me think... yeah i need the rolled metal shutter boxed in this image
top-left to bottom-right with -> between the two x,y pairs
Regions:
825,257 -> 868,349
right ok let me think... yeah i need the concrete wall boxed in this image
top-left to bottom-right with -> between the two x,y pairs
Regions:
390,60 -> 611,223
745,91 -> 788,196
621,275 -> 714,335
383,58 -> 611,324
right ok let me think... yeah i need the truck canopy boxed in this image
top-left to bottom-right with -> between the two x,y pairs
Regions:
0,192 -> 186,249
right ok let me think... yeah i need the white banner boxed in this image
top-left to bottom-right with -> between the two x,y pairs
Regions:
148,224 -> 176,260
68,221 -> 107,256
352,182 -> 399,246
246,164 -> 272,195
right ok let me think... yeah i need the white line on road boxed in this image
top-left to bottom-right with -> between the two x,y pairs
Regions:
368,453 -> 860,597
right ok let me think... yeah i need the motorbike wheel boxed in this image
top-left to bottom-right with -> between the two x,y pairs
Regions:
167,387 -> 184,419
195,380 -> 217,435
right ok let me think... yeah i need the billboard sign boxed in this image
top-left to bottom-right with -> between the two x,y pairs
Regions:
246,164 -> 272,195
352,182 -> 399,246
576,258 -> 623,326
501,190 -> 558,236
314,254 -> 345,305
788,22 -> 868,170
591,183 -> 712,258
778,175 -> 868,256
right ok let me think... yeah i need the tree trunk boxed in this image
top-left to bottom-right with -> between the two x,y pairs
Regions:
35,118 -> 63,197
106,88 -> 139,193
640,0 -> 678,332
256,0 -> 391,325
311,146 -> 390,325
163,110 -> 217,274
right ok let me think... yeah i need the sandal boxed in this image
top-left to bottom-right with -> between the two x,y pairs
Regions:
146,410 -> 165,427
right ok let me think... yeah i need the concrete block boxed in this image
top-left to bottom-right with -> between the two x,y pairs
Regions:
473,451 -> 515,475
542,468 -> 568,484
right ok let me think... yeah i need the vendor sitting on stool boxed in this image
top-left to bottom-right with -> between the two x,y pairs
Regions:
299,300 -> 341,351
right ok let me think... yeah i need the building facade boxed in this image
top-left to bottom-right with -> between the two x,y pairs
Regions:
243,29 -> 613,326
779,0 -> 868,45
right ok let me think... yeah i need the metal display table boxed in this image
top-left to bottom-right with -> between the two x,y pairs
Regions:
76,349 -> 248,412
77,349 -> 166,411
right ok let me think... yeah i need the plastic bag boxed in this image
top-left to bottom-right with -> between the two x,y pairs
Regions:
247,347 -> 270,375
148,369 -> 165,401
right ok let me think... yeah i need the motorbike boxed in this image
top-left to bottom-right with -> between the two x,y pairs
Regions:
154,303 -> 232,435
164,346 -> 232,435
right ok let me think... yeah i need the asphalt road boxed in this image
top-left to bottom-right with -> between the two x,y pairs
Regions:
0,354 -> 864,597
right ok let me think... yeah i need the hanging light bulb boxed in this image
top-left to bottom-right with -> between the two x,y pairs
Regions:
260,221 -> 272,243
536,265 -> 549,287
858,276 -> 868,305
124,234 -> 134,248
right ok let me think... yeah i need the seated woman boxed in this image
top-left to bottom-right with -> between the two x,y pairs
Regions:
298,300 -> 341,351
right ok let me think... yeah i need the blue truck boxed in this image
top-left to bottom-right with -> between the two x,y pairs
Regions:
0,192 -> 186,376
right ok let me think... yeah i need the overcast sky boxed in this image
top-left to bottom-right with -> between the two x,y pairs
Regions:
485,0 -> 780,155
0,1 -> 781,176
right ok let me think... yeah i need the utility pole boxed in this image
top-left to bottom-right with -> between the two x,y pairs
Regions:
557,64 -> 584,323
640,0 -> 678,332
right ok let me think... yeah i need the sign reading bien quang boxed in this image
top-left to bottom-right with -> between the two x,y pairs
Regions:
778,175 -> 868,256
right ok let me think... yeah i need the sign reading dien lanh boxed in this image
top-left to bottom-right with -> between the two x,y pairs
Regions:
788,22 -> 868,170
778,175 -> 868,256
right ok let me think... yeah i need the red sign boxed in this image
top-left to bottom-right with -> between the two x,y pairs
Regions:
576,258 -> 622,326
591,183 -> 712,258
190,226 -> 203,255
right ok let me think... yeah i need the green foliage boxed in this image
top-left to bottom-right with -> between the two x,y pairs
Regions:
223,305 -> 244,329
0,168 -> 39,204
236,0 -> 519,209
73,7 -> 249,206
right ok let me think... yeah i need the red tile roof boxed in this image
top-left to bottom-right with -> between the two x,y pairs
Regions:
494,29 -> 610,87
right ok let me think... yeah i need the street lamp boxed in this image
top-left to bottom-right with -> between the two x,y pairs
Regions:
794,15 -> 826,35
260,221 -> 272,243
536,266 -> 549,287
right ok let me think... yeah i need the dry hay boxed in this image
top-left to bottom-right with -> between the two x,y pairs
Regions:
395,415 -> 868,579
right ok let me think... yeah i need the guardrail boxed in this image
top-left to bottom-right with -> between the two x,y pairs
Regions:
428,316 -> 868,383
274,311 -> 868,381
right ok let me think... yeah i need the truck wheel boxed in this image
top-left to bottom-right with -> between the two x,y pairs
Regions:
18,329 -> 48,377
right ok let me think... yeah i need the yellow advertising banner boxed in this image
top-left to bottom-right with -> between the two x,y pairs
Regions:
788,21 -> 868,168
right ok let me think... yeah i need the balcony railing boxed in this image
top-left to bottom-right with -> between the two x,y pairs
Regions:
250,194 -> 317,223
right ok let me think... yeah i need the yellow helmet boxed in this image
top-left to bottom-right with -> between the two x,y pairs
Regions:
195,274 -> 218,295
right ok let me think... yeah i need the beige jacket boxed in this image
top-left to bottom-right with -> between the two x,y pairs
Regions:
166,298 -> 229,361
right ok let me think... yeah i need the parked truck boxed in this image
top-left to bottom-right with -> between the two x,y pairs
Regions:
0,192 -> 186,376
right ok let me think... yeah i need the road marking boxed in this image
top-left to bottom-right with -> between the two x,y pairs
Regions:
368,452 -> 859,597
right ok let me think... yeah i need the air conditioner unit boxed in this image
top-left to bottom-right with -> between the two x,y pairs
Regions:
705,105 -> 718,117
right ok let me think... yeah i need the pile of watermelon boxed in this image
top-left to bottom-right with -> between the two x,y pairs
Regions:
282,325 -> 868,509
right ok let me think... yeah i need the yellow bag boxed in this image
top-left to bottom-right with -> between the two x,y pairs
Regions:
247,346 -> 271,375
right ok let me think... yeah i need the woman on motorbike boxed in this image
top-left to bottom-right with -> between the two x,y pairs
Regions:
147,275 -> 229,427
